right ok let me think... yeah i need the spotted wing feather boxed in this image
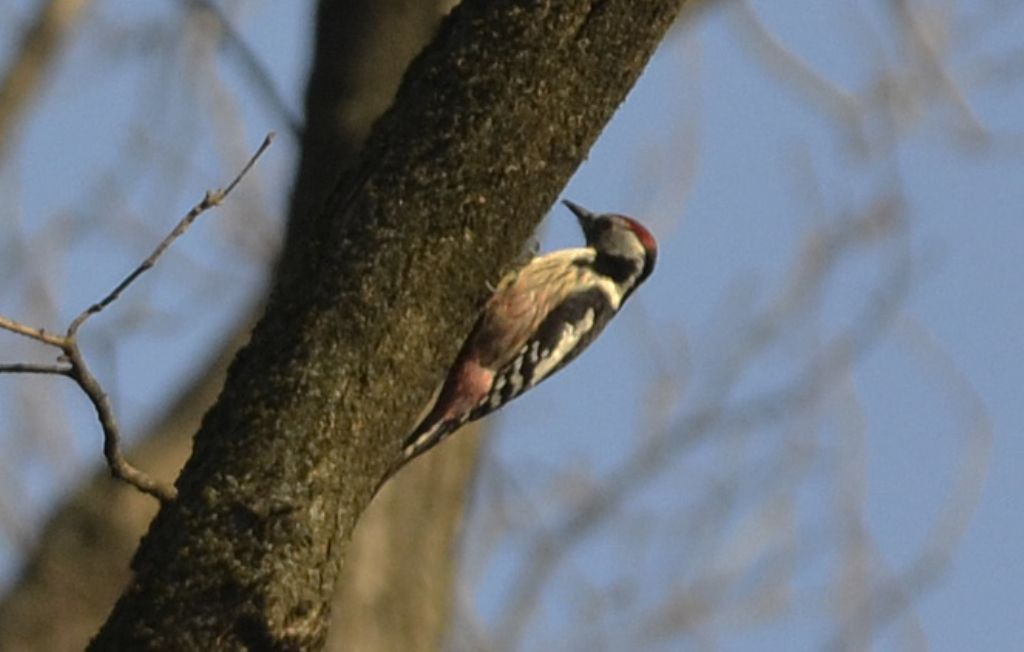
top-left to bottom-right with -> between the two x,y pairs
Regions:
469,251 -> 593,369
469,287 -> 615,422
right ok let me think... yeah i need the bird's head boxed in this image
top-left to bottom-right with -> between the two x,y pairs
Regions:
562,199 -> 657,285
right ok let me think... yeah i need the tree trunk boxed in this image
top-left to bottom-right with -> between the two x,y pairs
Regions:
88,1 -> 687,648
327,429 -> 481,651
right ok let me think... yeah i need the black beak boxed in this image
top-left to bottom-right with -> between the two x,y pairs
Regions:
562,199 -> 595,229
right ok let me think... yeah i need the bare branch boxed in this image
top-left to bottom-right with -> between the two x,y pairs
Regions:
67,132 -> 275,336
61,344 -> 175,503
0,362 -> 69,375
0,314 -> 66,347
0,133 -> 274,503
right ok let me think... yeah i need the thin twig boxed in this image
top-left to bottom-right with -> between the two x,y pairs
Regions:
0,133 -> 275,502
0,362 -> 70,375
67,131 -> 275,336
61,344 -> 176,502
0,314 -> 66,347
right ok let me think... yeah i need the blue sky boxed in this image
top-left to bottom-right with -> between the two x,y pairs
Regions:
1,1 -> 1022,649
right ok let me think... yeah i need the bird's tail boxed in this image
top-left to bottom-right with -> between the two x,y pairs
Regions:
401,415 -> 457,464
375,416 -> 457,496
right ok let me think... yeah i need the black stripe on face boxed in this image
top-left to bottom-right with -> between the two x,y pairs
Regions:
572,251 -> 641,287
593,253 -> 641,285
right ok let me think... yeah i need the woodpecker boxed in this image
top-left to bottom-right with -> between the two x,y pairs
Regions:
399,200 -> 657,469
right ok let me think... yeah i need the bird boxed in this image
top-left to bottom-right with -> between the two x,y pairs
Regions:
397,199 -> 657,472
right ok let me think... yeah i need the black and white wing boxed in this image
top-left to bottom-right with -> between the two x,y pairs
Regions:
469,287 -> 615,422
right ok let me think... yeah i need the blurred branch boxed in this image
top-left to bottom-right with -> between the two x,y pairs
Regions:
0,464 -> 33,551
824,316 -> 992,651
730,1 -> 862,131
0,0 -> 91,158
0,133 -> 273,503
734,0 -> 1012,156
887,0 -> 988,145
0,362 -> 68,375
178,0 -> 302,137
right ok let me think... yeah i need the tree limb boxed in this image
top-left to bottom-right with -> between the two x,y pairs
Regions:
0,134 -> 272,503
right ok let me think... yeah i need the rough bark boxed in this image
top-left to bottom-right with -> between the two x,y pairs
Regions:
327,427 -> 481,651
309,5 -> 481,650
0,339 -> 224,652
88,1 -> 687,648
284,0 -> 459,260
0,2 -> 470,650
